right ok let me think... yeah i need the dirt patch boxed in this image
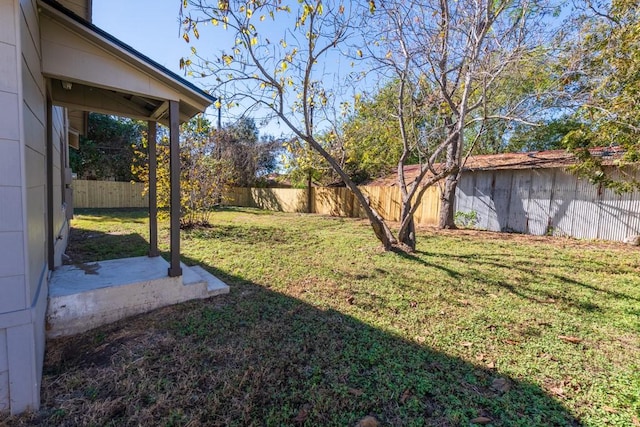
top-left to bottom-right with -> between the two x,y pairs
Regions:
417,226 -> 639,252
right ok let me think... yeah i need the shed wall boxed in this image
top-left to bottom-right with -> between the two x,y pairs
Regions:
455,167 -> 640,241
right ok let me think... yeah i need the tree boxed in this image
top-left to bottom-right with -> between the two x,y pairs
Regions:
71,113 -> 144,181
341,82 -> 417,184
361,0 -> 559,247
179,0 -> 558,250
217,117 -> 281,187
133,117 -> 234,227
561,0 -> 640,191
180,0 -> 399,249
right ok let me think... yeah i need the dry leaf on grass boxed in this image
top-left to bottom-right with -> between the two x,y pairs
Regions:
491,377 -> 511,393
356,415 -> 379,427
400,389 -> 412,404
471,416 -> 493,424
558,335 -> 583,344
549,386 -> 565,397
293,407 -> 309,423
349,388 -> 364,396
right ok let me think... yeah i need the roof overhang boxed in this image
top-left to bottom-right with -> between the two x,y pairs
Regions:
38,0 -> 216,126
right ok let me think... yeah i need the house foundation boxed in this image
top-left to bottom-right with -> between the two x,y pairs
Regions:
47,256 -> 229,338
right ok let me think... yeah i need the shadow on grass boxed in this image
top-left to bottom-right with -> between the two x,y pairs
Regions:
64,229 -> 149,264
4,216 -> 588,426
412,249 -> 640,305
10,260 -> 582,425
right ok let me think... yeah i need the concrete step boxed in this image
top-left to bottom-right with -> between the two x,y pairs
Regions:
47,256 -> 229,338
189,265 -> 230,296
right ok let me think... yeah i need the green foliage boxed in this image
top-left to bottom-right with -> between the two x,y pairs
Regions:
504,117 -> 584,154
70,113 -> 144,181
281,134 -> 339,187
562,0 -> 640,190
219,117 -> 281,187
453,210 -> 479,229
133,117 -> 234,227
341,83 -> 420,183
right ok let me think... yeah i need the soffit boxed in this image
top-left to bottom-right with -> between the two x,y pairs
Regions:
38,0 -> 215,124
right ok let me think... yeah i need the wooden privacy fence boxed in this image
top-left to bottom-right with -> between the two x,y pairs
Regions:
72,179 -> 442,225
73,180 -> 148,208
224,186 -> 442,226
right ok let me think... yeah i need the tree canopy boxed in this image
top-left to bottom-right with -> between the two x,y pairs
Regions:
561,0 -> 640,190
71,113 -> 144,181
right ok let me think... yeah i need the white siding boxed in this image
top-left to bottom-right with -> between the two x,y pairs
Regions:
0,0 -> 28,415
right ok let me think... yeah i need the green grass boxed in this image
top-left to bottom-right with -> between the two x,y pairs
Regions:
5,208 -> 640,426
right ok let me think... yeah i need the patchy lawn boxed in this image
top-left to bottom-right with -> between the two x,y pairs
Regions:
4,208 -> 640,426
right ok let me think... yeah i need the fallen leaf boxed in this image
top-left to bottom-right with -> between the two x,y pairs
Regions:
471,416 -> 492,424
558,335 -> 583,344
400,389 -> 412,404
410,301 -> 418,308
549,386 -> 564,397
356,415 -> 379,427
486,361 -> 496,369
632,415 -> 640,426
293,408 -> 308,423
603,406 -> 618,414
475,353 -> 485,361
415,335 -> 426,344
457,299 -> 470,305
348,388 -> 364,396
460,341 -> 473,347
491,377 -> 511,393
504,339 -> 519,345
346,296 -> 355,304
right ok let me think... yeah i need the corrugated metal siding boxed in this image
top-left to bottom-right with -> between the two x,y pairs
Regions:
571,177 -> 600,239
455,166 -> 640,242
550,170 -> 576,237
506,170 -> 531,233
472,171 -> 495,230
527,169 -> 554,235
597,168 -> 629,241
492,172 -> 512,231
455,174 -> 476,219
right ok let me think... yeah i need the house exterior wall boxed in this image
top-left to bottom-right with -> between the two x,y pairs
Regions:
0,0 -> 73,414
0,0 -> 29,414
455,167 -> 640,241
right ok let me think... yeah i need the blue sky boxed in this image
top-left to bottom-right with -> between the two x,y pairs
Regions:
92,1 -> 362,138
93,1 -> 189,73
93,0 -> 247,131
93,1 -> 328,138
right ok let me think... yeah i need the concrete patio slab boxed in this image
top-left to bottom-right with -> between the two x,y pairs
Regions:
47,256 -> 229,338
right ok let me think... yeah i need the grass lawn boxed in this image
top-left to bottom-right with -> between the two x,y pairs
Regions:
4,208 -> 640,426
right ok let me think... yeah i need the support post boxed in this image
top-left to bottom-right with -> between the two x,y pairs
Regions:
168,101 -> 182,277
46,96 -> 54,270
148,121 -> 159,257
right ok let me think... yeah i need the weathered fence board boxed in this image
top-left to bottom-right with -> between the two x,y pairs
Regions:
225,185 -> 442,226
73,180 -> 148,208
76,167 -> 639,242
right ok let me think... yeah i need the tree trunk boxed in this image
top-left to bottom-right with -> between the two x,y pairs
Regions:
438,173 -> 458,229
398,198 -> 416,251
